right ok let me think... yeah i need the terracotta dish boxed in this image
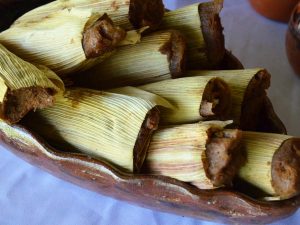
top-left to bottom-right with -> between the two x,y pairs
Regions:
286,2 -> 300,76
249,0 -> 299,23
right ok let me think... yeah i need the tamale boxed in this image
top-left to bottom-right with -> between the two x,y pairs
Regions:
144,121 -> 244,189
238,131 -> 300,200
0,9 -> 142,76
137,76 -> 231,124
0,44 -> 63,124
0,0 -> 52,31
23,88 -> 172,173
13,0 -> 165,30
160,1 -> 225,69
185,69 -> 286,133
74,30 -> 186,88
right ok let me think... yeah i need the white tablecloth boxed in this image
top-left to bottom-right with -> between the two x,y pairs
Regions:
1,1 -> 300,224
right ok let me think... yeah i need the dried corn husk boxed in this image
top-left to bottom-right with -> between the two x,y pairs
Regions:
0,44 -> 64,124
137,76 -> 231,124
24,88 -> 172,172
145,121 -> 243,189
160,1 -> 225,69
0,8 -> 142,76
75,30 -> 186,88
13,0 -> 165,30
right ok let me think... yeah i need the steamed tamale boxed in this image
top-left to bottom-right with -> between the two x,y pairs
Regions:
144,121 -> 244,189
13,0 -> 165,30
160,1 -> 225,69
24,88 -> 172,172
75,30 -> 186,88
0,44 -> 63,124
137,76 -> 231,124
0,9 -> 143,76
186,69 -> 286,133
238,132 -> 300,200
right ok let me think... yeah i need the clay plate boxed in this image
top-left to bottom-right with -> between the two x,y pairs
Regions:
0,110 -> 299,225
0,1 -> 298,223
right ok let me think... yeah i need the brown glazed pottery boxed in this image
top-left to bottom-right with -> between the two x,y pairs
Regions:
0,107 -> 299,225
0,50 -> 296,224
286,2 -> 300,76
249,0 -> 299,23
0,1 -> 298,224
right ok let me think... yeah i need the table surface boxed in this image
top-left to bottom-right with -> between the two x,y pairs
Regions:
1,1 -> 300,224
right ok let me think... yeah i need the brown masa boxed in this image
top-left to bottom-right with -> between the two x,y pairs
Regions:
204,129 -> 245,187
83,14 -> 126,59
1,87 -> 55,124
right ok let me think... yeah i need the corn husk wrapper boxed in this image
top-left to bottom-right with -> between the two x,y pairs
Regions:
186,68 -> 264,124
160,2 -> 224,68
238,132 -> 291,197
25,88 -> 172,172
145,121 -> 232,189
138,76 -> 230,124
13,0 -> 145,30
0,8 -> 142,76
75,30 -> 185,88
110,86 -> 175,110
0,44 -> 63,96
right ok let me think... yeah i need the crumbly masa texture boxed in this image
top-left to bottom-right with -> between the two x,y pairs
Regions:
83,14 -> 126,59
133,108 -> 160,173
204,129 -> 245,187
200,78 -> 231,120
1,87 -> 54,124
272,138 -> 300,199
